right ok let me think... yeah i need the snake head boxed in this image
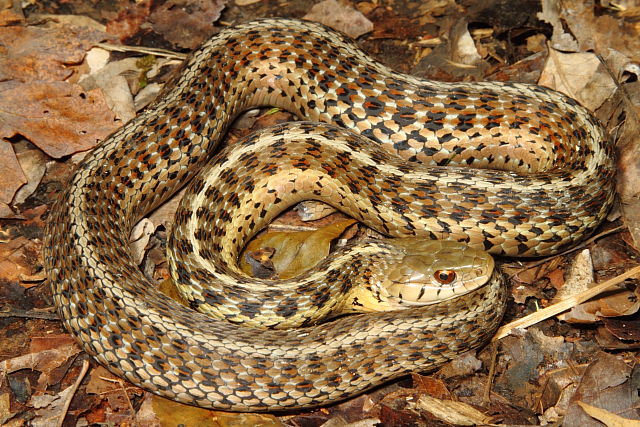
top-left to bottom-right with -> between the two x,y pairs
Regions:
342,239 -> 496,313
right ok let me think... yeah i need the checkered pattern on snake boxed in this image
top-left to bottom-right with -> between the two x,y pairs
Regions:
44,18 -> 615,411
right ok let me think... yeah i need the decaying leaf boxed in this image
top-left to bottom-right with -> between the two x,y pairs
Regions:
578,401 -> 640,427
538,49 -> 617,111
0,140 -> 26,205
148,0 -> 228,49
563,353 -> 640,426
240,219 -> 357,279
0,25 -> 108,82
304,0 -> 373,38
0,80 -> 119,158
136,395 -> 285,427
0,344 -> 81,390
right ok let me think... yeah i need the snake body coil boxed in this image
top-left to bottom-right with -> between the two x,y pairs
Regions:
44,18 -> 615,410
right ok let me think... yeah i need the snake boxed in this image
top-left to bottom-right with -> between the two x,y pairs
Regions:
43,18 -> 615,411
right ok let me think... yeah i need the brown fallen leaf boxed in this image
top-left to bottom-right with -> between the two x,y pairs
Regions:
105,3 -> 148,41
0,140 -> 26,205
559,0 -> 640,68
149,0 -> 227,49
0,25 -> 109,82
0,80 -> 119,158
0,393 -> 14,425
137,395 -> 285,427
304,0 -> 373,39
0,236 -> 40,283
538,49 -> 617,111
607,82 -> 640,252
13,146 -> 47,205
240,219 -> 358,279
578,401 -> 640,427
0,343 -> 82,390
86,365 -> 140,421
563,352 -> 640,426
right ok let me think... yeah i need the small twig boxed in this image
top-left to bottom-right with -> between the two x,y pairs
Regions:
482,341 -> 499,404
0,308 -> 59,320
493,265 -> 640,340
56,359 -> 89,427
96,42 -> 187,61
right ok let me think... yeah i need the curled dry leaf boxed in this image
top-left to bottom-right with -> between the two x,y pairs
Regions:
79,57 -> 139,123
577,401 -> 640,427
0,80 -> 119,158
149,0 -> 228,49
449,20 -> 482,67
304,0 -> 373,39
0,140 -> 26,205
13,147 -> 47,205
240,219 -> 358,279
538,49 -> 617,111
0,344 -> 82,390
0,25 -> 109,82
563,352 -> 640,426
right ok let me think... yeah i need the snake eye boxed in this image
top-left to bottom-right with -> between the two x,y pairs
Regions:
434,269 -> 456,284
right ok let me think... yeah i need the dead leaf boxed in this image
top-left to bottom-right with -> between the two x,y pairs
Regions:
563,352 -> 640,426
538,49 -> 617,111
0,236 -> 39,283
0,80 -> 119,158
0,344 -> 82,390
559,0 -> 640,66
578,401 -> 640,427
449,20 -> 482,67
105,0 -> 153,41
240,219 -> 357,279
593,74 -> 640,252
0,392 -> 14,425
79,57 -> 138,122
135,395 -> 285,426
601,317 -> 640,343
28,13 -> 107,32
304,0 -> 373,39
0,25 -> 108,82
13,146 -> 47,205
86,365 -> 141,420
0,140 -> 26,205
149,0 -> 227,49
29,335 -> 78,354
537,0 -> 579,51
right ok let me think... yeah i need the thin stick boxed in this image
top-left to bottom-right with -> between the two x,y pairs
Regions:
56,359 -> 89,427
96,43 -> 187,61
493,265 -> 640,340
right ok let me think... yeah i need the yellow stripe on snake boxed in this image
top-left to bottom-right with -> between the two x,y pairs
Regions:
44,18 -> 615,411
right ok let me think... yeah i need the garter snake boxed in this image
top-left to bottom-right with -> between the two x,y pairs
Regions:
44,18 -> 615,411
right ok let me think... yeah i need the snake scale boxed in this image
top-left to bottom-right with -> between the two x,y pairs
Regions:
44,18 -> 615,411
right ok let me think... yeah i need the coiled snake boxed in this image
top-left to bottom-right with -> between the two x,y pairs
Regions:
44,18 -> 615,411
